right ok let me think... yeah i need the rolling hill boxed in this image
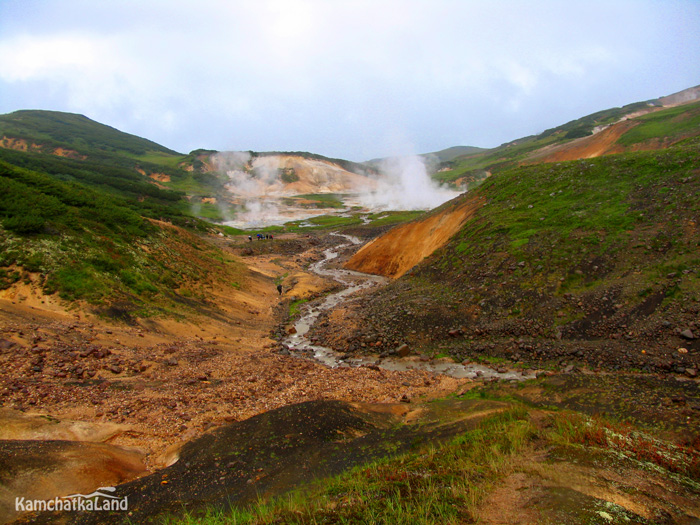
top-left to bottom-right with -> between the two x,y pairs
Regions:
1,87 -> 700,525
432,84 -> 700,185
331,129 -> 700,377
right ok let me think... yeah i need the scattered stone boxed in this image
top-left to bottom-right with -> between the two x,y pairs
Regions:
685,368 -> 697,378
680,329 -> 695,340
0,339 -> 16,350
109,365 -> 123,374
166,358 -> 178,366
400,394 -> 410,403
396,344 -> 410,357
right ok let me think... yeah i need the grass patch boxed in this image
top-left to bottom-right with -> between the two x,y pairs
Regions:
285,214 -> 363,230
289,298 -> 308,317
282,193 -> 347,209
366,210 -> 426,226
166,408 -> 535,524
617,100 -> 700,146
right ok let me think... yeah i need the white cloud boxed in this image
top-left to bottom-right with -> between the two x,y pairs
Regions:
0,0 -> 698,159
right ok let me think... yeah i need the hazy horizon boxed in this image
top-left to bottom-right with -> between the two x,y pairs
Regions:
1,1 -> 699,162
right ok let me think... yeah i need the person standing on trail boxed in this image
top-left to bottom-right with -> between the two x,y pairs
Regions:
277,284 -> 283,295
248,235 -> 252,242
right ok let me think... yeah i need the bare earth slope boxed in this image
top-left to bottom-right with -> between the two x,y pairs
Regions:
345,194 -> 482,278
527,119 -> 638,163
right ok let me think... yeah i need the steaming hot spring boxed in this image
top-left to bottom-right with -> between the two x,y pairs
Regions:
209,152 -> 462,229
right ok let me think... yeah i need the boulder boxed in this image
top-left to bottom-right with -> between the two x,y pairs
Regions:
396,344 -> 410,357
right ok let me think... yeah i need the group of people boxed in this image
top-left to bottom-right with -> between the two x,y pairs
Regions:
249,233 -> 274,241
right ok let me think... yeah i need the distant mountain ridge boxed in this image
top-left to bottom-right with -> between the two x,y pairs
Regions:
421,145 -> 487,162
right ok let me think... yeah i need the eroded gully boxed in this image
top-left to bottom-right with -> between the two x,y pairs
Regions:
282,233 -> 534,381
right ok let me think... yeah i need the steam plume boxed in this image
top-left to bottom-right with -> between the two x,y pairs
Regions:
362,155 -> 460,210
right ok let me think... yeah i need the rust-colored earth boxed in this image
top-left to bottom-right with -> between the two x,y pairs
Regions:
526,119 -> 639,164
0,230 -> 465,497
345,194 -> 482,278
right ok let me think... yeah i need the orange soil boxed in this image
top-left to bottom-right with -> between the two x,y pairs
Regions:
0,231 -> 465,474
345,195 -> 482,279
148,172 -> 171,183
526,120 -> 639,164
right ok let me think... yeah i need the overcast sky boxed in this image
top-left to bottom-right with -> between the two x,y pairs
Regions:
0,0 -> 699,161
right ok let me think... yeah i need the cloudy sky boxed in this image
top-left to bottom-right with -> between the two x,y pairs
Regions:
1,0 -> 699,161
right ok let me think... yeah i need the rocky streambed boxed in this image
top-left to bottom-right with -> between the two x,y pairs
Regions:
279,234 -> 536,382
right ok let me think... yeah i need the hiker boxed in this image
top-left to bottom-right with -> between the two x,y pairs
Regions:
248,235 -> 252,242
270,234 -> 273,240
276,284 -> 283,295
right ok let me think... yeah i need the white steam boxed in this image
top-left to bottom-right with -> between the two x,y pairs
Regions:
362,155 -> 460,210
208,151 -> 461,228
212,151 -> 288,227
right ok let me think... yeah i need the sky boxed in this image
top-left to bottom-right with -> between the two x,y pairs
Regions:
0,0 -> 699,162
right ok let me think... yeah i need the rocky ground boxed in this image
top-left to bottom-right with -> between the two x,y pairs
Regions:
1,227 -> 699,524
307,274 -> 700,377
0,231 -> 465,475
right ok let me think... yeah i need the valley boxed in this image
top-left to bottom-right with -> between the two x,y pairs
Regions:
0,85 -> 699,524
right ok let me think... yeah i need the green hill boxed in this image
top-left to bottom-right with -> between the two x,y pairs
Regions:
0,111 -> 242,314
434,91 -> 700,186
422,145 -> 488,163
0,110 -> 178,157
319,136 -> 700,374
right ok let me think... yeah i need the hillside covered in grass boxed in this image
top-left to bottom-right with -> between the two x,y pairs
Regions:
433,87 -> 700,185
323,137 -> 700,374
0,156 -> 248,318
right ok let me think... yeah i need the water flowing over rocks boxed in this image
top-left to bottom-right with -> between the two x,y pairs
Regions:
281,234 -> 535,382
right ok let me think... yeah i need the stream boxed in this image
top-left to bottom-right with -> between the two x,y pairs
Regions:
283,234 -> 535,381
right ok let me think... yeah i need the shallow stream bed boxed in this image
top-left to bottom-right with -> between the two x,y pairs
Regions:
283,234 -> 535,381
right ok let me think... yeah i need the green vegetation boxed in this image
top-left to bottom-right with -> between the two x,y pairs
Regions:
168,408 -> 535,524
289,298 -> 308,317
285,214 -> 364,230
365,210 -> 426,226
432,97 -> 700,185
443,139 -> 700,297
421,145 -> 488,163
616,100 -> 700,146
0,159 -> 243,309
0,110 -> 178,156
279,168 -> 300,184
282,193 -> 347,209
537,101 -> 653,140
167,401 -> 699,524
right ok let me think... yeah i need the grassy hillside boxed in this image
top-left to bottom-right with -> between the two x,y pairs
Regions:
0,110 -> 178,157
320,137 -> 700,374
422,145 -> 488,163
434,98 -> 700,186
0,157 -> 246,317
0,110 -> 235,220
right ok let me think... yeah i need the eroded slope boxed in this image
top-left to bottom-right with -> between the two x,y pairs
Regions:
345,194 -> 482,278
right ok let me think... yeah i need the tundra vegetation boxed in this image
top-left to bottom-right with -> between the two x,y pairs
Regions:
0,91 -> 698,524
